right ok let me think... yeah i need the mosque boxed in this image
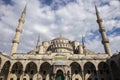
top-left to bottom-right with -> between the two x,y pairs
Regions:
0,4 -> 120,80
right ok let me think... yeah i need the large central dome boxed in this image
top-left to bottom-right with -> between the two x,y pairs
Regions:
49,36 -> 73,53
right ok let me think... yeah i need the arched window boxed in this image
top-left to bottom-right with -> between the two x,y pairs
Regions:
25,62 -> 37,75
39,62 -> 52,75
56,70 -> 64,80
98,62 -> 111,80
1,61 -> 11,80
11,62 -> 23,74
84,62 -> 96,80
70,62 -> 82,80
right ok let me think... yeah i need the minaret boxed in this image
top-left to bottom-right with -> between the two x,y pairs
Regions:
36,34 -> 40,49
95,5 -> 111,56
10,4 -> 27,56
82,35 -> 87,55
82,35 -> 85,49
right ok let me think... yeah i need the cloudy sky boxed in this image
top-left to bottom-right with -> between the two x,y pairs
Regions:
0,0 -> 120,55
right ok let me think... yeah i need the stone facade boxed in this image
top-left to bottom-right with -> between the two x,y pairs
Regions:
0,42 -> 120,80
0,4 -> 120,80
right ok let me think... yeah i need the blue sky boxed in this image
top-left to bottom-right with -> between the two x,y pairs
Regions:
0,0 -> 120,55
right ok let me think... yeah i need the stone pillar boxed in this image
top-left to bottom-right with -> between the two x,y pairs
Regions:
53,73 -> 56,80
0,68 -> 1,73
21,71 -> 25,80
82,70 -> 85,80
67,72 -> 71,80
97,71 -> 100,80
7,70 -> 11,80
68,73 -> 71,80
81,63 -> 84,80
65,74 -> 67,80
22,63 -> 26,80
7,63 -> 13,80
37,71 -> 39,80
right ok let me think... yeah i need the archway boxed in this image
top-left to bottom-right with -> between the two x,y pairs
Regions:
98,62 -> 112,80
39,62 -> 51,80
56,70 -> 64,80
110,61 -> 120,80
70,62 -> 82,80
25,62 -> 37,80
11,62 -> 23,80
0,61 -> 11,80
84,62 -> 97,80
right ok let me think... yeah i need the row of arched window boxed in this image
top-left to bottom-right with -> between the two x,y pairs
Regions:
0,57 -> 120,80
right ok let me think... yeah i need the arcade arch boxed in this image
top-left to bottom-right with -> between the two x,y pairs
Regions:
0,61 -> 11,80
11,62 -> 23,74
70,62 -> 82,80
84,62 -> 96,80
25,62 -> 37,80
56,70 -> 64,80
98,62 -> 111,80
39,62 -> 52,80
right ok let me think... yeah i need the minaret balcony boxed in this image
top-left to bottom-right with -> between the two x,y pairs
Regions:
16,28 -> 22,33
99,28 -> 106,32
102,39 -> 109,44
12,39 -> 19,44
19,18 -> 25,23
97,19 -> 103,23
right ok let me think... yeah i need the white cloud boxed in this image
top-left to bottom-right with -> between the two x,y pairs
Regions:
34,24 -> 51,34
109,0 -> 120,7
109,34 -> 120,53
0,0 -> 119,55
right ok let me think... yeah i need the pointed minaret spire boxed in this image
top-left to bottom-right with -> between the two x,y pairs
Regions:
59,32 -> 62,38
95,4 -> 98,14
95,4 -> 111,56
82,35 -> 87,55
22,3 -> 27,14
82,35 -> 85,49
36,34 -> 40,49
10,4 -> 27,56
